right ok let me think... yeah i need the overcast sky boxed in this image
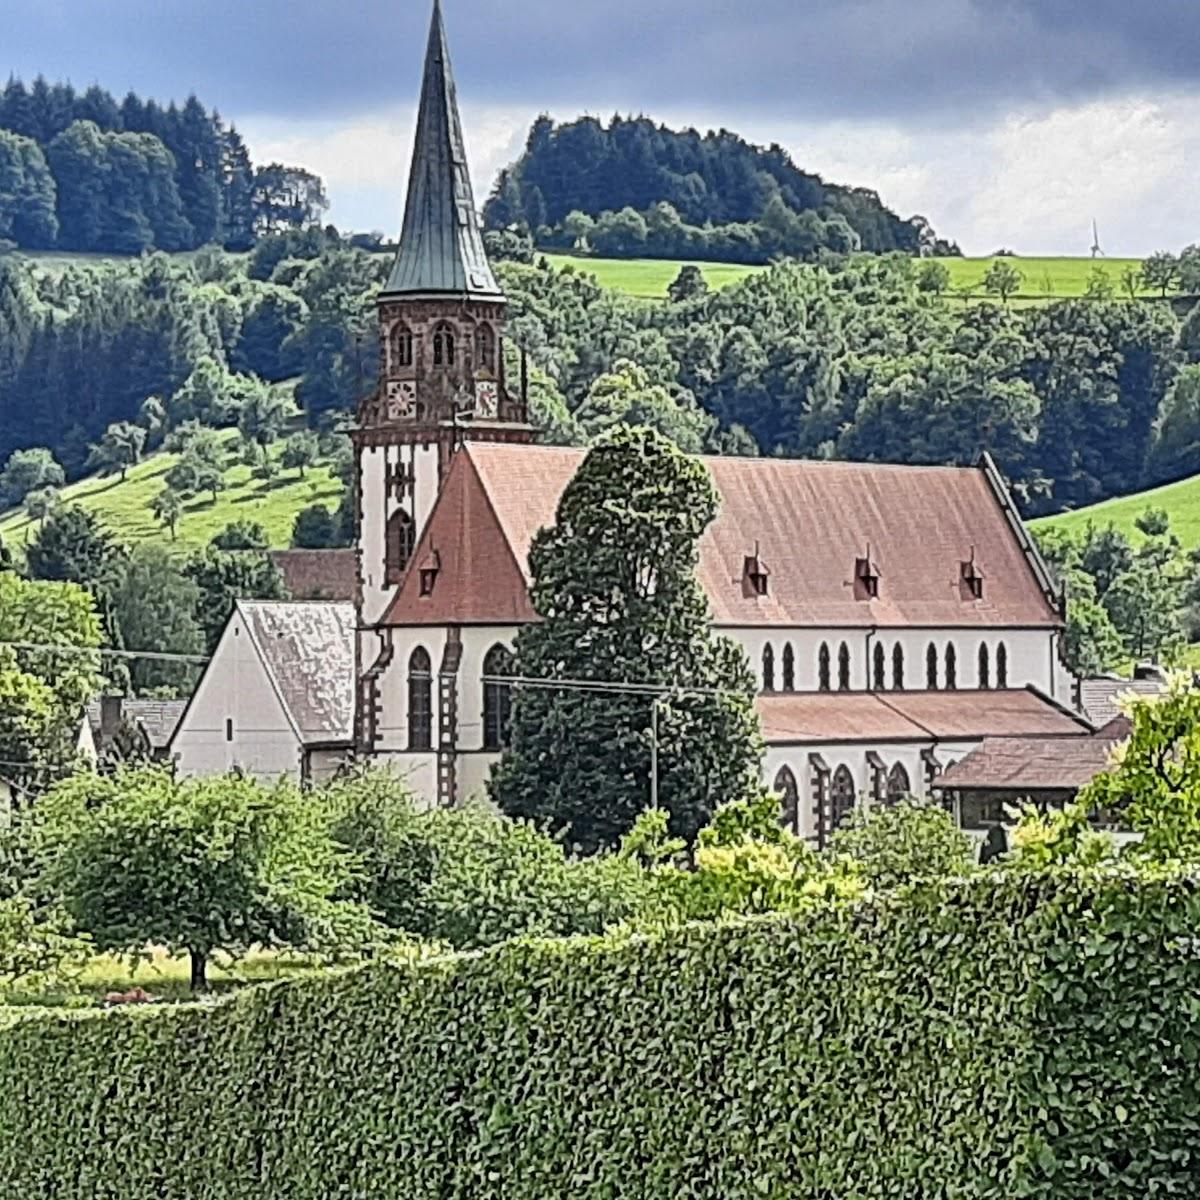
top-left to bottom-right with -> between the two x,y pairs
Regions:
7,0 -> 1199,255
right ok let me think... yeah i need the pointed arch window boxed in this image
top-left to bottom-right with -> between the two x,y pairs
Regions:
892,643 -> 904,691
945,643 -> 957,690
886,762 -> 911,803
838,643 -> 851,692
475,323 -> 496,371
926,643 -> 938,690
831,765 -> 856,831
997,642 -> 1008,689
782,644 -> 795,692
978,644 -> 991,689
762,644 -> 775,693
818,644 -> 831,693
407,647 -> 432,751
391,323 -> 414,370
873,642 -> 886,690
774,766 -> 800,836
433,322 -> 456,367
483,644 -> 514,751
385,509 -> 415,584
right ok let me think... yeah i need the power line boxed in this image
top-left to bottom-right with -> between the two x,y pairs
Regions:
481,674 -> 742,699
0,640 -> 210,665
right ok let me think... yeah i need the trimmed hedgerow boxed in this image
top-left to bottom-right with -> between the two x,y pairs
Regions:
0,871 -> 1198,1198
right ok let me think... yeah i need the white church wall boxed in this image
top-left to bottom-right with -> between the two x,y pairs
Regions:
172,611 -> 302,782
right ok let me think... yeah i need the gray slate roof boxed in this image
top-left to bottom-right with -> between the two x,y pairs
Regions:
239,601 -> 356,746
383,0 -> 503,300
1078,675 -> 1167,728
87,699 -> 187,750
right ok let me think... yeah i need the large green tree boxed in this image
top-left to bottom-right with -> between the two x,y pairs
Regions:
489,426 -> 763,851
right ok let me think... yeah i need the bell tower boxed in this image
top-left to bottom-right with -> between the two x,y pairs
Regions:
353,0 -> 534,630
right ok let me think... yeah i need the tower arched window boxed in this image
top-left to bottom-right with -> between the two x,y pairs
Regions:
433,322 -> 456,367
762,644 -> 775,692
838,643 -> 851,691
926,643 -> 938,690
892,643 -> 904,690
978,644 -> 991,689
818,644 -> 831,692
475,323 -> 496,371
873,642 -> 886,690
483,644 -> 514,750
774,766 -> 800,835
945,643 -> 957,690
385,509 -> 415,584
997,642 -> 1008,688
830,765 -> 856,831
407,647 -> 432,751
391,323 -> 414,370
782,644 -> 795,692
886,762 -> 911,803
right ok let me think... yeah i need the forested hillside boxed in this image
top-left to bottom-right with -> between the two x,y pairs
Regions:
0,78 -> 327,253
1,241 -> 1196,537
484,115 -> 957,263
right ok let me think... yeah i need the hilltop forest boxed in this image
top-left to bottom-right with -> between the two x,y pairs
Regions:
484,115 -> 958,263
0,77 -> 328,253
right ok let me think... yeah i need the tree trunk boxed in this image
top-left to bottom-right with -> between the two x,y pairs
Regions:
190,949 -> 208,992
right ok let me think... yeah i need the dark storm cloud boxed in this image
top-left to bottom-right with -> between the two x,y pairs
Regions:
5,0 -> 1200,124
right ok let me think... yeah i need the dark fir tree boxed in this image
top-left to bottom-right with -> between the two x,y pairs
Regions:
490,425 -> 763,852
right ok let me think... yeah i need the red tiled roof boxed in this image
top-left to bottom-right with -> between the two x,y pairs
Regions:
935,717 -> 1130,791
384,443 -> 1062,628
757,688 -> 1090,746
272,550 -> 358,603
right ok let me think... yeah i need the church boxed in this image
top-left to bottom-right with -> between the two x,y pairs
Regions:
172,0 -> 1091,844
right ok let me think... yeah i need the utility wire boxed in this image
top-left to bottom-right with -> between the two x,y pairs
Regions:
0,640 -> 210,665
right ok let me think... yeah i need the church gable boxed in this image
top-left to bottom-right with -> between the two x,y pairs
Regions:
383,449 -> 536,626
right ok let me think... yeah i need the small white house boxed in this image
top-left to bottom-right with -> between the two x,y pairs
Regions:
170,601 -> 355,784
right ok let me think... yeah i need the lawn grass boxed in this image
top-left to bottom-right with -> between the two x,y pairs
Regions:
1031,472 -> 1200,549
0,429 -> 342,555
541,253 -> 764,297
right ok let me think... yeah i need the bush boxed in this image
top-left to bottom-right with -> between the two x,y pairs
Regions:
1,869 -> 1198,1196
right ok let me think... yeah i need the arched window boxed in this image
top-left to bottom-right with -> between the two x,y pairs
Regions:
391,323 -> 413,370
782,643 -> 795,692
407,647 -> 432,751
762,644 -> 775,693
432,322 -> 456,367
873,642 -> 886,690
818,643 -> 831,692
978,644 -> 991,689
482,644 -> 514,751
926,643 -> 938,690
385,509 -> 415,584
475,323 -> 495,370
886,762 -> 911,803
997,642 -> 1008,689
838,643 -> 851,691
774,766 -> 800,835
892,643 -> 904,691
945,643 -> 957,690
830,765 -> 856,830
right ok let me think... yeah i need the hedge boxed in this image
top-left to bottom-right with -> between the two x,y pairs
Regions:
0,870 -> 1198,1198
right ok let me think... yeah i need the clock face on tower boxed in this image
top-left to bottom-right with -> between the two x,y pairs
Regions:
386,381 -> 416,421
475,380 -> 499,420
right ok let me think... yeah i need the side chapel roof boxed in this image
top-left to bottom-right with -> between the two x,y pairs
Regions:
382,0 -> 503,300
383,443 -> 1064,629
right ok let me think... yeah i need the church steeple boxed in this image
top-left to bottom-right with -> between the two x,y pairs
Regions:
383,0 -> 502,300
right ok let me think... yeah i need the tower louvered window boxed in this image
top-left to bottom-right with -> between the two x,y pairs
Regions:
385,509 -> 415,584
475,324 -> 495,370
391,323 -> 414,370
433,322 -> 456,367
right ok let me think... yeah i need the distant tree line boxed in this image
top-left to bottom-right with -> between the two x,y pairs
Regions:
0,77 -> 327,253
484,115 -> 959,263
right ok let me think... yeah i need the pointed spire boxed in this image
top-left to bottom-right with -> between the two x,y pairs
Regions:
383,0 -> 503,300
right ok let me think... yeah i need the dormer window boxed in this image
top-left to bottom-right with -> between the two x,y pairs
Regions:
418,549 -> 441,597
744,548 -> 770,597
962,556 -> 985,600
855,555 -> 880,599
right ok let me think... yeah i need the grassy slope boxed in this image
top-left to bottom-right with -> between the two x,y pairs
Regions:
1031,473 -> 1200,548
541,253 -> 764,297
0,431 -> 342,554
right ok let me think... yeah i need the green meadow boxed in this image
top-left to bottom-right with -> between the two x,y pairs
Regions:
1031,472 -> 1200,550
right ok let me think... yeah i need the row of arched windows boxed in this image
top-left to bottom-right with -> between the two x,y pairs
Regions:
388,322 -> 496,372
405,644 -> 514,752
761,640 -> 1009,693
774,761 -> 912,835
